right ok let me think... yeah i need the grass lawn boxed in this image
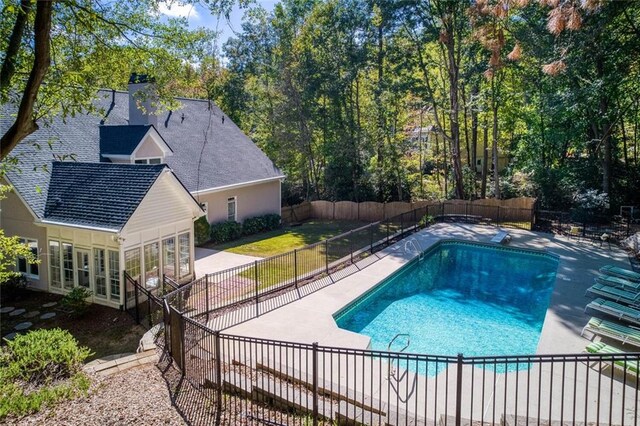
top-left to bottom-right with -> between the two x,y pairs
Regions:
207,220 -> 369,257
1,290 -> 145,361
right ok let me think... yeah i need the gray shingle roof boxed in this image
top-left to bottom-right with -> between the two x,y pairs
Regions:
100,125 -> 155,156
1,89 -> 283,220
44,162 -> 165,230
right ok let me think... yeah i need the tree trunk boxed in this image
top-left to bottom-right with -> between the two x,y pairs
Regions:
444,28 -> 465,199
0,1 -> 53,160
481,115 -> 489,199
0,0 -> 31,95
470,83 -> 479,198
461,83 -> 471,168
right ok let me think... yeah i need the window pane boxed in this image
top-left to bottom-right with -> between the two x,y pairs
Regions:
178,233 -> 190,278
162,238 -> 175,280
144,242 -> 159,289
77,251 -> 90,289
124,248 -> 140,298
62,243 -> 74,290
109,250 -> 120,298
227,197 -> 236,221
94,249 -> 106,297
148,158 -> 161,164
29,242 -> 39,276
134,159 -> 147,164
49,241 -> 61,288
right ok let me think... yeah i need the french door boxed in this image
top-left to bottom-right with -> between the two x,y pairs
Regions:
76,249 -> 91,291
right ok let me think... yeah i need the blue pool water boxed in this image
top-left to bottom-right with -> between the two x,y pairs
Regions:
335,241 -> 558,364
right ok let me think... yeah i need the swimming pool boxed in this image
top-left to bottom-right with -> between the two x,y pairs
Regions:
334,240 -> 559,361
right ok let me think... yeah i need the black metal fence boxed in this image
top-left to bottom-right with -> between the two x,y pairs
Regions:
122,204 -> 640,425
124,271 -> 173,330
159,312 -> 638,426
535,210 -> 639,242
164,203 -> 534,330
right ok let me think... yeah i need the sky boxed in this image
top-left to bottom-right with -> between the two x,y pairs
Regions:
158,1 -> 278,49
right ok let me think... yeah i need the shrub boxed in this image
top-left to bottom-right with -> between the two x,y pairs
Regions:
0,329 -> 92,419
60,287 -> 92,318
194,216 -> 211,245
242,216 -> 266,235
262,214 -> 282,231
1,275 -> 28,302
210,220 -> 242,243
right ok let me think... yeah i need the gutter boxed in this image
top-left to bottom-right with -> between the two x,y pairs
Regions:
39,219 -> 120,234
191,175 -> 285,196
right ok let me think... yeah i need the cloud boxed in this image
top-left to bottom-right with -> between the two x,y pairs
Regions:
158,2 -> 199,20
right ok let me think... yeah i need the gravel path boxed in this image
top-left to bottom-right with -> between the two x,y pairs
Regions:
10,365 -> 186,425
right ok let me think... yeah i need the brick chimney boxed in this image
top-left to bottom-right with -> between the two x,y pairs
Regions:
128,73 -> 158,127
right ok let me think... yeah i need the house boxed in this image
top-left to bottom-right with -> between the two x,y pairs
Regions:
0,74 -> 284,308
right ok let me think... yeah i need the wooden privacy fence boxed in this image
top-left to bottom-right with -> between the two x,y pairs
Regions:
282,197 -> 536,225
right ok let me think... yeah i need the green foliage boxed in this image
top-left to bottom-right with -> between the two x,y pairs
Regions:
0,329 -> 92,419
1,275 -> 28,302
60,287 -> 92,318
210,221 -> 243,244
194,216 -> 211,245
242,214 -> 282,235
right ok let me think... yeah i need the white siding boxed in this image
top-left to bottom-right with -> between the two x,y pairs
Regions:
122,172 -> 198,235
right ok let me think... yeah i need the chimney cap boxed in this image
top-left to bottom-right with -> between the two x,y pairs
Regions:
129,73 -> 155,85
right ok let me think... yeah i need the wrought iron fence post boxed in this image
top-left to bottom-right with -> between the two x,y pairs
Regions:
312,342 -> 319,426
400,213 -> 404,237
455,353 -> 463,426
134,279 -> 140,325
180,314 -> 186,376
294,249 -> 298,288
325,240 -> 329,274
349,230 -> 354,264
214,331 -> 223,415
254,261 -> 259,317
205,274 -> 210,321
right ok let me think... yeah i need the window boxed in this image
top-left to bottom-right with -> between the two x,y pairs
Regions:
144,242 -> 159,289
49,241 -> 61,288
17,238 -> 38,278
94,248 -> 107,297
109,250 -> 120,298
162,237 -> 176,280
76,250 -> 90,289
178,233 -> 191,278
124,248 -> 140,298
134,158 -> 162,165
227,197 -> 237,222
62,243 -> 74,290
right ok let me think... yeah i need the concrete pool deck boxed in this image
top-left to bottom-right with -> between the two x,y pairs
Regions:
226,223 -> 633,355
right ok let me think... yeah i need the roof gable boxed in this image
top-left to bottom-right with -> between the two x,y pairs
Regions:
99,125 -> 172,160
43,162 -> 165,230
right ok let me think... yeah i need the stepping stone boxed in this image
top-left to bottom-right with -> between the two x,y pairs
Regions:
14,322 -> 32,331
24,311 -> 40,319
40,312 -> 56,320
3,332 -> 17,341
9,308 -> 26,317
0,306 -> 15,314
42,302 -> 57,308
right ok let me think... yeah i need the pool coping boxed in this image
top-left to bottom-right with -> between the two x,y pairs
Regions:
224,223 -> 632,356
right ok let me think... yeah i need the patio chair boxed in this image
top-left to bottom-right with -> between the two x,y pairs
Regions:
585,298 -> 640,326
586,283 -> 640,305
595,274 -> 640,292
585,341 -> 639,375
599,265 -> 640,283
581,317 -> 640,347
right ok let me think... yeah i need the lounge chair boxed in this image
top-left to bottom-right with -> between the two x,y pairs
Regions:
581,317 -> 640,347
585,341 -> 639,375
595,274 -> 640,292
586,283 -> 640,305
599,265 -> 640,283
585,298 -> 640,326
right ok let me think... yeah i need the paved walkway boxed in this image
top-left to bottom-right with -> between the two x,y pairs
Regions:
194,247 -> 262,277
